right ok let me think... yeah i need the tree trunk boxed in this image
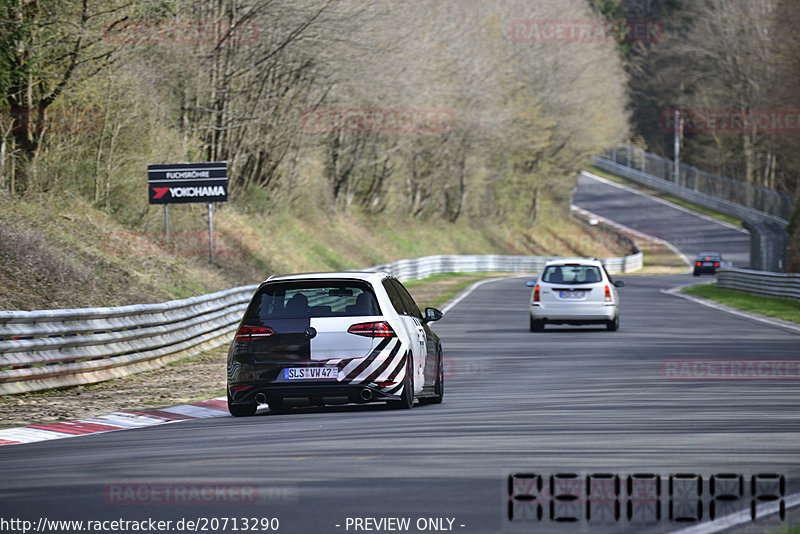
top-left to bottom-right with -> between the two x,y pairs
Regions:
742,132 -> 755,185
530,183 -> 541,225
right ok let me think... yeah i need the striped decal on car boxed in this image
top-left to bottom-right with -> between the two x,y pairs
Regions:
381,352 -> 409,395
339,338 -> 405,388
341,337 -> 392,380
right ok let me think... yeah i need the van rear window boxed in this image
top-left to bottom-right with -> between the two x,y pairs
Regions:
542,265 -> 602,284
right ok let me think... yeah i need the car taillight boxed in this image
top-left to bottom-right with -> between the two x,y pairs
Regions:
348,321 -> 396,338
714,262 -> 719,267
696,261 -> 702,266
533,284 -> 540,302
604,285 -> 612,303
235,325 -> 275,342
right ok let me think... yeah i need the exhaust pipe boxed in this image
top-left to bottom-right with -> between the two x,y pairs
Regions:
255,393 -> 267,405
360,388 -> 373,402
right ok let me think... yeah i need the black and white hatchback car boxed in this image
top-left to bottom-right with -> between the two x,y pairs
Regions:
227,272 -> 444,416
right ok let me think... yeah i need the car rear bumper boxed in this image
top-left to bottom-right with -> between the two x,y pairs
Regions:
228,382 -> 399,405
694,266 -> 718,274
530,303 -> 617,322
227,337 -> 407,405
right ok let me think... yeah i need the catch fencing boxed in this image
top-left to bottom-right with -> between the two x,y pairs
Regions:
593,146 -> 792,225
717,268 -> 800,302
0,252 -> 641,394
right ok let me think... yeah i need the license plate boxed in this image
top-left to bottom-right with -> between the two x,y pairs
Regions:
703,262 -> 712,266
560,291 -> 585,299
284,366 -> 338,380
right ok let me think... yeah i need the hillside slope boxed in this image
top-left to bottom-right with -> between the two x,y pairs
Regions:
0,192 -> 633,311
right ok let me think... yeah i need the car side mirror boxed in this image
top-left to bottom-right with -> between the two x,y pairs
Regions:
525,281 -> 536,287
613,280 -> 625,288
424,307 -> 443,323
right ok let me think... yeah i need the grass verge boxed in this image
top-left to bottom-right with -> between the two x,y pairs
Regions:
586,166 -> 744,228
639,246 -> 689,274
682,283 -> 800,324
768,525 -> 800,534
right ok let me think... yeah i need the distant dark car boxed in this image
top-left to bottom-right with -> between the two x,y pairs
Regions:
693,252 -> 722,276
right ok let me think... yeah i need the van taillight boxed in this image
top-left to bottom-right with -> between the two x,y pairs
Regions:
235,325 -> 275,342
533,285 -> 540,302
348,321 -> 396,338
604,285 -> 612,303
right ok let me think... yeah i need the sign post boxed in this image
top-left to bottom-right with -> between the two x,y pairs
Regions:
673,110 -> 681,184
208,202 -> 214,263
164,205 -> 169,244
147,162 -> 228,263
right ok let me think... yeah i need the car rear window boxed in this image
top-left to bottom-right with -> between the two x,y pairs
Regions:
542,265 -> 603,284
244,280 -> 381,319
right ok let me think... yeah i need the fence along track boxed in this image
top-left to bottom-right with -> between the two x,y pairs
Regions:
0,286 -> 258,394
717,269 -> 800,302
593,148 -> 791,226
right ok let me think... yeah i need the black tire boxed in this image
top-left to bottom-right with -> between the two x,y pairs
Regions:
389,353 -> 414,409
228,393 -> 257,417
420,351 -> 444,405
530,317 -> 544,332
693,270 -> 700,276
607,314 -> 619,332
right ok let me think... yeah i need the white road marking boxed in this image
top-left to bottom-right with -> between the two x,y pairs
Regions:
663,286 -> 800,335
668,492 -> 800,534
0,428 -> 66,442
160,404 -> 229,418
441,276 -> 531,315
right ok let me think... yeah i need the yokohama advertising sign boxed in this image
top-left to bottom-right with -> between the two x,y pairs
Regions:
147,162 -> 228,204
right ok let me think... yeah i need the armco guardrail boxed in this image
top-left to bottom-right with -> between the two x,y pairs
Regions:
592,155 -> 789,226
0,252 -> 641,394
717,268 -> 800,302
370,253 -> 642,281
0,286 -> 258,395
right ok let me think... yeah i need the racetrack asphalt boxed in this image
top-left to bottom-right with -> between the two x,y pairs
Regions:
574,172 -> 751,268
0,272 -> 797,533
0,176 -> 795,534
